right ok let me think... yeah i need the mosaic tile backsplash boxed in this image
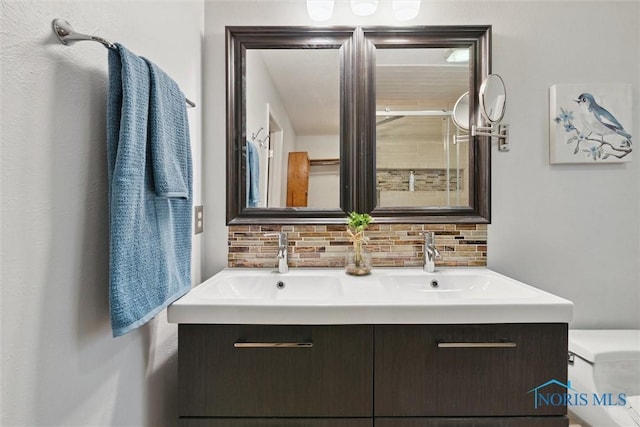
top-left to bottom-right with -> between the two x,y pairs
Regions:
377,169 -> 461,192
228,224 -> 487,268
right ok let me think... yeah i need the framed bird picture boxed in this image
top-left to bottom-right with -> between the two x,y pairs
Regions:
550,83 -> 632,164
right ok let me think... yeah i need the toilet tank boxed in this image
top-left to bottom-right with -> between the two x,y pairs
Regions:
569,330 -> 640,396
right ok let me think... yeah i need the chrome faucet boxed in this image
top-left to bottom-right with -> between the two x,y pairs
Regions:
423,231 -> 440,273
266,232 -> 288,274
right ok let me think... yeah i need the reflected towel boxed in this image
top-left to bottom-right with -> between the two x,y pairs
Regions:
246,141 -> 260,207
107,43 -> 192,337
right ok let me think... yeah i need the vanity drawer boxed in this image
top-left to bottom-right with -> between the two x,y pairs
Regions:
179,324 -> 373,417
374,417 -> 568,427
374,324 -> 567,417
181,418 -> 372,427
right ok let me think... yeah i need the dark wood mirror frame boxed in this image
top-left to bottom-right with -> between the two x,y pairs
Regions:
226,26 -> 491,225
361,26 -> 492,224
226,26 -> 357,224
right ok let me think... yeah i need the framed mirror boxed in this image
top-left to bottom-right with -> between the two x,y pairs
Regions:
360,26 -> 492,223
226,26 -> 357,224
226,26 -> 492,225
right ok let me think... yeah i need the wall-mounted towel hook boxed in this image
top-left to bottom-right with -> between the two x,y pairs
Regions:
250,127 -> 270,148
51,18 -> 196,108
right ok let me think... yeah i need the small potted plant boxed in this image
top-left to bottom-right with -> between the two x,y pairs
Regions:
345,212 -> 373,276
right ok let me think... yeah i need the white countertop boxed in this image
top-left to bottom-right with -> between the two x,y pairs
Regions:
167,267 -> 574,325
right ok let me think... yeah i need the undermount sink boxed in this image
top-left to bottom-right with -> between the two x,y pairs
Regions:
214,274 -> 343,300
168,267 -> 574,325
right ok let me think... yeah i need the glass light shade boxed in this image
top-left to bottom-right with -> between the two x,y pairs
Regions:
392,0 -> 421,21
307,0 -> 334,22
350,0 -> 379,16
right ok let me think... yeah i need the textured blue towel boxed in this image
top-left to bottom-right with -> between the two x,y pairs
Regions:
107,44 -> 192,337
246,141 -> 260,207
144,58 -> 190,198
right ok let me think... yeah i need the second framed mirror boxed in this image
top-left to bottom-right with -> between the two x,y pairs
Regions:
360,26 -> 492,223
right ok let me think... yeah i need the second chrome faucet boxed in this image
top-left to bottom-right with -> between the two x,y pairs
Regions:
423,231 -> 440,273
266,232 -> 288,274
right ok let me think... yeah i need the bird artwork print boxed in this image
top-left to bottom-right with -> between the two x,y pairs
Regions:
551,84 -> 632,163
575,93 -> 632,143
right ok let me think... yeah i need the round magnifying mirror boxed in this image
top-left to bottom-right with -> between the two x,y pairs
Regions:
479,74 -> 506,124
451,91 -> 470,131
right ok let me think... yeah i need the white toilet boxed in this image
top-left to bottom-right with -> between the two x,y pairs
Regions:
568,330 -> 640,427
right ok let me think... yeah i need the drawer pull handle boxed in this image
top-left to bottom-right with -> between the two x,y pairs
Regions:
437,341 -> 516,348
234,342 -> 313,348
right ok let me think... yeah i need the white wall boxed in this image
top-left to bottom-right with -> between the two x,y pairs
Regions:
470,2 -> 639,329
205,1 -> 639,327
1,1 -> 203,425
297,135 -> 341,208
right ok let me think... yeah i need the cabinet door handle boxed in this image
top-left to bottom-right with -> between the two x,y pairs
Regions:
436,341 -> 516,348
234,342 -> 313,348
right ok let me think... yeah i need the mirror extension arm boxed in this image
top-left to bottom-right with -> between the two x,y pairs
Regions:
472,124 -> 510,152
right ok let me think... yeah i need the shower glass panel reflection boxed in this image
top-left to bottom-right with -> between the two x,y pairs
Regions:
375,47 -> 471,209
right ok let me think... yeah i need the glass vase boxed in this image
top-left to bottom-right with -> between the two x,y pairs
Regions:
345,242 -> 372,276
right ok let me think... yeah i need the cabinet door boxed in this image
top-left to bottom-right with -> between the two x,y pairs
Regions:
374,417 -> 568,427
181,419 -> 372,427
286,152 -> 310,207
375,324 -> 567,417
179,324 -> 373,417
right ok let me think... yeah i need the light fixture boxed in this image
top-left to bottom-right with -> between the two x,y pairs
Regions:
392,0 -> 421,21
350,0 -> 378,16
445,48 -> 470,63
307,0 -> 334,22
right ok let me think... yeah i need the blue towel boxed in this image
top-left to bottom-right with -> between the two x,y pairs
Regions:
246,141 -> 260,207
107,43 -> 192,337
144,59 -> 190,198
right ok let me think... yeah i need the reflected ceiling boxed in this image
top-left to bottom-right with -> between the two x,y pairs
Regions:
258,49 -> 340,136
258,47 -> 469,138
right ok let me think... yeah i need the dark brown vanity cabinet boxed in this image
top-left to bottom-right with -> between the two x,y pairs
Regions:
375,324 -> 568,417
374,324 -> 569,427
178,324 -> 568,426
374,419 -> 568,427
178,324 -> 373,418
181,420 -> 372,427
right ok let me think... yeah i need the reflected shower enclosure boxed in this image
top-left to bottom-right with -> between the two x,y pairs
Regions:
375,48 -> 471,208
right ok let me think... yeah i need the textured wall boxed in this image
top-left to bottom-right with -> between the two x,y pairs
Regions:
1,1 -> 203,425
